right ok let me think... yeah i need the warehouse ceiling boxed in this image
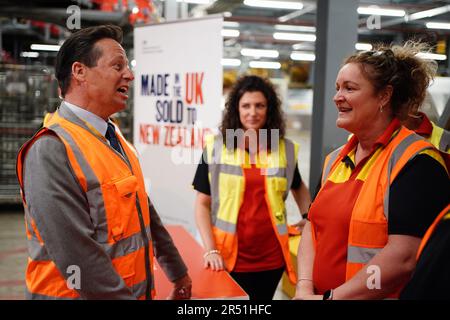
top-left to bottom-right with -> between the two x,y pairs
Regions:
0,0 -> 449,69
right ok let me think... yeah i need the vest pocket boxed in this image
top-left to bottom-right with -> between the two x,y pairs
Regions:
350,219 -> 388,247
106,175 -> 139,242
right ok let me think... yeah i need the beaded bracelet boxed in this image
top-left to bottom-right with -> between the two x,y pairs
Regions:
203,249 -> 220,259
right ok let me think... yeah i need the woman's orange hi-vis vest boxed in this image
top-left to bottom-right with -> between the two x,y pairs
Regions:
17,110 -> 155,299
317,127 -> 439,296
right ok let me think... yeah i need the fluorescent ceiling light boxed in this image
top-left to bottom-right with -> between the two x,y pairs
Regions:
273,32 -> 316,42
426,22 -> 450,30
416,52 -> 447,61
241,48 -> 279,58
160,0 -> 215,2
292,43 -> 314,50
249,61 -> 281,69
409,5 -> 450,20
221,59 -> 241,67
357,6 -> 406,17
274,24 -> 316,32
20,51 -> 39,58
290,52 -> 315,61
355,43 -> 373,51
221,29 -> 240,37
244,0 -> 303,10
30,44 -> 61,51
176,0 -> 212,4
223,21 -> 239,28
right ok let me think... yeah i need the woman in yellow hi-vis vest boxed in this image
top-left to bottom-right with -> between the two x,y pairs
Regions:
294,41 -> 449,300
401,111 -> 450,169
193,75 -> 311,300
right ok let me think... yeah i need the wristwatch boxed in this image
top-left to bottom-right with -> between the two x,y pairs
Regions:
323,289 -> 333,300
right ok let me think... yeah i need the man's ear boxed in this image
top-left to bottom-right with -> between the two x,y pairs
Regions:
72,61 -> 87,83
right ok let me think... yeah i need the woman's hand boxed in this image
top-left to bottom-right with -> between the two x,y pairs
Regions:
292,279 -> 315,300
203,251 -> 224,271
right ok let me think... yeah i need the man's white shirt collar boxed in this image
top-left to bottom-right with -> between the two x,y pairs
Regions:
64,101 -> 108,136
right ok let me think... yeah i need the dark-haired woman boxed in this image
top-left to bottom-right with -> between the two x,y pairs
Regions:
294,41 -> 449,300
192,75 -> 311,300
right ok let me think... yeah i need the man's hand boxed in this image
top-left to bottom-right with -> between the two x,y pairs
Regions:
167,274 -> 192,300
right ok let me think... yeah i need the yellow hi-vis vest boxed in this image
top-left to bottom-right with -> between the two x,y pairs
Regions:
429,122 -> 450,154
205,135 -> 299,284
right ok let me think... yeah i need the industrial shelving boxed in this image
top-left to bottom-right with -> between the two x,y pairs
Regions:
0,64 -> 59,204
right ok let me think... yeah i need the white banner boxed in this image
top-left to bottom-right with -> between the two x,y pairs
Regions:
133,16 -> 223,235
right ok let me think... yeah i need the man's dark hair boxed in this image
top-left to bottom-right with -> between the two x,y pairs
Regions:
55,25 -> 123,97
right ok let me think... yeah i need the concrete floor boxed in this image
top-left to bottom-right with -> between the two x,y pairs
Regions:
0,206 -> 27,300
0,129 -> 310,300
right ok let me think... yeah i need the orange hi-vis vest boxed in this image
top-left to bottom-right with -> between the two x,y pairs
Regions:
416,204 -> 450,260
318,127 -> 439,295
205,135 -> 299,284
17,108 -> 155,299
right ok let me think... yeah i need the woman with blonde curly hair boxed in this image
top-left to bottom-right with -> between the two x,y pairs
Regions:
294,41 -> 449,300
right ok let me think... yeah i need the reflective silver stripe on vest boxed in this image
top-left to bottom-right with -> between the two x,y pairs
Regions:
266,167 -> 286,178
28,238 -> 51,261
277,223 -> 288,235
49,124 -> 99,191
322,147 -> 343,185
49,124 -> 108,244
439,128 -> 450,152
214,218 -> 236,233
24,206 -> 38,240
220,164 -> 243,176
383,133 -> 428,220
102,225 -> 152,259
208,136 -> 224,224
24,203 -> 52,261
132,279 -> 152,299
25,289 -> 81,300
284,139 -> 296,199
347,245 -> 382,264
